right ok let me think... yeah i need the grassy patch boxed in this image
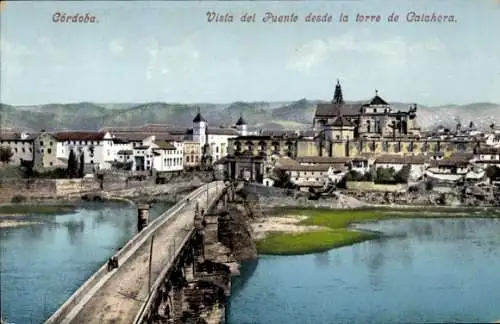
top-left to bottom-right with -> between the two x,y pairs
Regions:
256,230 -> 376,255
257,207 -> 500,256
0,204 -> 76,215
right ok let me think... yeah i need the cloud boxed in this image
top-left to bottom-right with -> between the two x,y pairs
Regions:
108,39 -> 124,54
286,34 -> 446,74
144,37 -> 200,81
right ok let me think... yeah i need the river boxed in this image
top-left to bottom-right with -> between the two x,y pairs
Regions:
228,218 -> 500,324
0,201 -> 173,324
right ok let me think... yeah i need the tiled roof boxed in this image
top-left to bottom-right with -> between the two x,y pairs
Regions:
275,157 -> 299,168
315,103 -> 361,118
375,154 -> 428,164
475,147 -> 500,155
153,141 -> 176,150
54,131 -> 108,141
117,150 -> 133,155
111,132 -> 155,141
369,95 -> 388,105
296,156 -> 355,164
329,115 -> 354,127
430,159 -> 469,167
280,164 -> 331,172
450,152 -> 475,160
112,138 -> 129,144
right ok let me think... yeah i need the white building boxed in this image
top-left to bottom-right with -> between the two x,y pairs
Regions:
374,155 -> 428,181
152,140 -> 184,172
54,131 -> 115,170
191,109 -> 239,163
0,131 -> 34,165
485,132 -> 500,148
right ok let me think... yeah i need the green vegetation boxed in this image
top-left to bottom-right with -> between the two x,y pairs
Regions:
256,230 -> 375,255
0,204 -> 76,215
257,207 -> 500,255
0,146 -> 14,164
374,165 -> 410,184
67,149 -> 78,178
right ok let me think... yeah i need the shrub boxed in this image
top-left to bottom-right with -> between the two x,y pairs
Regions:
11,195 -> 27,203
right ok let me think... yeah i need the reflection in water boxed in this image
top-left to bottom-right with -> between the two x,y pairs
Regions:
228,218 -> 500,324
0,201 -> 173,324
64,219 -> 85,245
229,259 -> 259,300
314,251 -> 330,268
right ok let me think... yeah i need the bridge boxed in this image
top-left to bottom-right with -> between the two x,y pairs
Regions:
45,180 -> 244,324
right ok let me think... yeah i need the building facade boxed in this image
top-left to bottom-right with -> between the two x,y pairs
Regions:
0,131 -> 34,165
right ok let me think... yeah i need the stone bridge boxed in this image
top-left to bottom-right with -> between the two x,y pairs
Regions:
45,180 -> 244,324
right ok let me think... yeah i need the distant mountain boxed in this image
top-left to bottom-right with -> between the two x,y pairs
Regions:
1,100 -> 499,132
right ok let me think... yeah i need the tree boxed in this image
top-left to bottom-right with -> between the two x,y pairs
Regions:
273,168 -> 295,189
485,165 -> 500,182
394,164 -> 411,183
375,167 -> 395,184
67,149 -> 78,178
0,146 -> 13,164
78,153 -> 85,178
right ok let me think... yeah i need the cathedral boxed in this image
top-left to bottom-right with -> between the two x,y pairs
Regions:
313,80 -> 420,141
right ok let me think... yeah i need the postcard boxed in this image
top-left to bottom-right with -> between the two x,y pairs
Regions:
1,1 -> 499,324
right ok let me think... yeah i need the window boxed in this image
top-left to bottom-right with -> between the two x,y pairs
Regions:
49,162 -> 53,166
47,148 -> 52,154
49,141 -> 53,146
22,148 -> 25,153
187,156 -> 190,162
40,141 -> 44,146
90,160 -> 94,164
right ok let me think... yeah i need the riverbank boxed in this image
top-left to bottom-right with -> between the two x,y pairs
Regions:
0,204 -> 77,228
255,207 -> 500,255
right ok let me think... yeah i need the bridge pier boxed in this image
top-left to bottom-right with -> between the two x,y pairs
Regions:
137,204 -> 150,232
137,184 -> 256,324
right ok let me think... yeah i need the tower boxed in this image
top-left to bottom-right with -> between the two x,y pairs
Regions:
235,114 -> 248,136
332,79 -> 344,104
192,107 -> 207,147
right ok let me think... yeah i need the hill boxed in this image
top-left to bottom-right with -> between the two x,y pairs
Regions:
1,100 -> 499,132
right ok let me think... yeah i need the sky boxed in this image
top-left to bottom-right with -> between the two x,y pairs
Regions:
1,0 -> 500,106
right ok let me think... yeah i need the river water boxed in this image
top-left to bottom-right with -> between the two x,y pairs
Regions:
0,201 -> 173,324
228,218 -> 500,324
2,209 -> 500,324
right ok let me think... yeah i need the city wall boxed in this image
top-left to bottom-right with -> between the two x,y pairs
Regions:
0,174 -> 154,203
346,181 -> 407,192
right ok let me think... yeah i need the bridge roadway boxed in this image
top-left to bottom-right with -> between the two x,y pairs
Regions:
46,181 -> 225,324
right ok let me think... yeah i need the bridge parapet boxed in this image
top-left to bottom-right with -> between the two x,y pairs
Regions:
134,182 -> 242,324
45,182 -> 223,324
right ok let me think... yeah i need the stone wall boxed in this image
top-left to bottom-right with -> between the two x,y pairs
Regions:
346,181 -> 407,192
243,183 -> 301,198
0,175 -> 156,203
0,179 -> 99,203
347,185 -> 500,207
